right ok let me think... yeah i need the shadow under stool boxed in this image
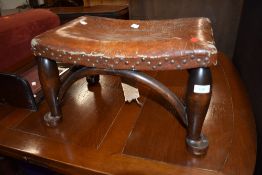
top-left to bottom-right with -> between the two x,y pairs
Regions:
31,16 -> 217,156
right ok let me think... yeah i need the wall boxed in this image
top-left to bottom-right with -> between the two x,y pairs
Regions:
0,0 -> 27,9
233,0 -> 262,174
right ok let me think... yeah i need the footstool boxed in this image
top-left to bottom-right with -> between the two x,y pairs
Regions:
31,16 -> 217,155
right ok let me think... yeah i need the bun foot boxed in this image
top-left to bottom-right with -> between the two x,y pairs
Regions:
186,134 -> 209,156
43,112 -> 62,127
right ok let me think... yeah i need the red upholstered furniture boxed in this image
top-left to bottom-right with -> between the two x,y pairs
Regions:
0,9 -> 60,110
0,9 -> 60,72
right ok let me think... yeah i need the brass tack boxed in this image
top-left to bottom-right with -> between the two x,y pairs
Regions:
77,58 -> 81,60
42,51 -> 45,54
81,54 -> 85,57
158,62 -> 162,66
141,57 -> 146,62
136,61 -> 140,65
105,59 -> 108,63
115,61 -> 119,64
170,60 -> 175,64
92,63 -> 95,67
204,57 -> 209,61
96,60 -> 99,63
120,57 -> 125,61
131,65 -> 135,70
73,61 -> 76,64
59,54 -> 62,57
152,65 -> 156,69
45,48 -> 49,51
147,61 -> 151,65
190,55 -> 195,59
165,57 -> 169,61
197,58 -> 201,62
125,61 -> 129,65
38,53 -> 41,56
177,64 -> 181,69
69,57 -> 72,60
182,59 -> 187,64
110,65 -> 114,68
87,59 -> 90,62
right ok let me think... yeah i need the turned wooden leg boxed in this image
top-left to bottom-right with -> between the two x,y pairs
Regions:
86,75 -> 100,85
37,57 -> 62,127
186,67 -> 212,155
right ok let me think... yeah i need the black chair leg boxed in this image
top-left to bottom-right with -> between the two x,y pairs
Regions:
185,67 -> 212,155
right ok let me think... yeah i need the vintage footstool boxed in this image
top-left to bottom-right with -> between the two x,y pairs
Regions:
31,16 -> 217,155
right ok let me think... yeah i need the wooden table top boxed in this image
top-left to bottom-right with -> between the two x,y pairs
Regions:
0,53 -> 256,175
49,5 -> 128,15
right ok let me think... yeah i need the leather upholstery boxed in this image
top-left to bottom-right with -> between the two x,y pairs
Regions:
32,16 -> 217,71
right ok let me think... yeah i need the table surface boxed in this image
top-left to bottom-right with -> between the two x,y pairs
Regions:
0,53 -> 256,175
49,5 -> 128,14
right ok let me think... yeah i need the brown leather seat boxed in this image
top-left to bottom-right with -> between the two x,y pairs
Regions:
32,16 -> 217,70
32,16 -> 218,156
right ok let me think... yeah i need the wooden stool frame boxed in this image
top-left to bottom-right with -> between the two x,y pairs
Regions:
37,56 -> 212,155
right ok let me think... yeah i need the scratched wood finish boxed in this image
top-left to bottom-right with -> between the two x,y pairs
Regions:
0,53 -> 256,175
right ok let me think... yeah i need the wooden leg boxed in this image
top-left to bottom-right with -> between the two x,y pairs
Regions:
186,68 -> 212,155
37,57 -> 62,127
86,75 -> 100,85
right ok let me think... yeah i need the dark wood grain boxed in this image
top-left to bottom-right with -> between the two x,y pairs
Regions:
0,53 -> 256,175
49,5 -> 129,24
124,60 -> 233,170
50,5 -> 128,14
37,57 -> 62,127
